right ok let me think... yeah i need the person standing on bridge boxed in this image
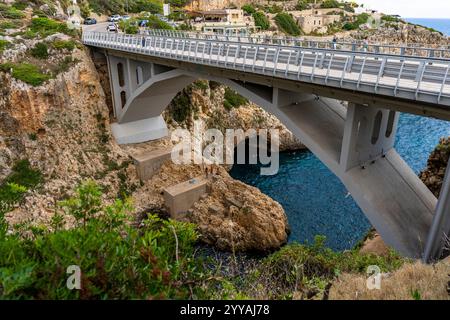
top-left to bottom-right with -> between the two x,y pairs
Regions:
141,36 -> 146,48
332,36 -> 337,50
363,38 -> 369,52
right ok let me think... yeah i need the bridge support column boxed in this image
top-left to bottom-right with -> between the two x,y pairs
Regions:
340,103 -> 399,172
106,54 -> 195,144
111,116 -> 168,145
424,164 -> 450,262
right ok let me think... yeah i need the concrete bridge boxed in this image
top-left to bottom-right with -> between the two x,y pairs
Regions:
83,30 -> 450,262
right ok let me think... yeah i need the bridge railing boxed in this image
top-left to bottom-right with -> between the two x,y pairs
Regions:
83,31 -> 450,106
142,28 -> 450,59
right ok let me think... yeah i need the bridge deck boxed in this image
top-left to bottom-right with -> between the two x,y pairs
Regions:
83,31 -> 450,109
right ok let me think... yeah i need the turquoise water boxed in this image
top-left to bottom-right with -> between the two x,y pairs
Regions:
230,114 -> 450,251
405,18 -> 450,36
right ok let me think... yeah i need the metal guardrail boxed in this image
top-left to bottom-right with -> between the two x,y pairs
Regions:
83,31 -> 450,106
143,29 -> 450,59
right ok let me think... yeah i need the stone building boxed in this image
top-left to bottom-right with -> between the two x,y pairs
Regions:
292,8 -> 345,34
189,9 -> 258,35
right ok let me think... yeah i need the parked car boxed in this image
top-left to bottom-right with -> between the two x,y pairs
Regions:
121,15 -> 131,21
106,23 -> 118,32
108,15 -> 121,22
139,20 -> 149,27
83,17 -> 97,25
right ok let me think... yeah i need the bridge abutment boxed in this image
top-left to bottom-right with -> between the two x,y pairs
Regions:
340,103 -> 399,172
107,55 -> 198,144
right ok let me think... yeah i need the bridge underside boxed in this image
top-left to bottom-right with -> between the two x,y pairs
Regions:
104,52 -> 449,262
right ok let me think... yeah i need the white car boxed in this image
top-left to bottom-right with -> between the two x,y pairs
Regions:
108,15 -> 121,22
106,23 -> 118,32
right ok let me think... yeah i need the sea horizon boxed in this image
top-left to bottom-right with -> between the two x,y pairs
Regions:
404,17 -> 450,36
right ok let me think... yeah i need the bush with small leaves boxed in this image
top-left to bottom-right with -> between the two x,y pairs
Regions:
30,43 -> 49,59
0,180 -> 208,299
223,87 -> 248,110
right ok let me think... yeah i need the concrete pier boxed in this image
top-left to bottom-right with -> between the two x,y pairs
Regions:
163,177 -> 208,218
132,147 -> 173,181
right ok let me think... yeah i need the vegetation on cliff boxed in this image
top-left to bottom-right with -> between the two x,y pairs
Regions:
0,180 -> 406,299
0,160 -> 43,217
275,13 -> 302,36
0,8 -> 82,86
223,87 -> 248,111
253,11 -> 270,31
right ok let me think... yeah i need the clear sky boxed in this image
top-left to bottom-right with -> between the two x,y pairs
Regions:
355,0 -> 450,19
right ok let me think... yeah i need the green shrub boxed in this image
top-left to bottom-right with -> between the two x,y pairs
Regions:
253,11 -> 270,30
0,180 -> 206,299
242,4 -> 256,15
242,236 -> 406,299
30,42 -> 49,59
275,13 -> 301,36
0,4 -> 25,19
88,0 -> 163,15
266,4 -> 283,14
12,1 -> 29,11
145,15 -> 174,30
192,80 -> 208,91
30,17 -> 77,37
0,159 -> 42,215
168,87 -> 195,123
320,0 -> 340,9
166,0 -> 189,8
32,9 -> 49,18
52,39 -> 77,51
343,13 -> 369,30
11,29 -> 38,39
343,22 -> 357,30
54,56 -> 80,75
177,23 -> 191,31
296,0 -> 309,11
381,15 -> 401,23
0,21 -> 17,30
0,39 -> 11,53
0,63 -> 52,86
223,87 -> 248,110
119,20 -> 140,34
132,0 -> 163,13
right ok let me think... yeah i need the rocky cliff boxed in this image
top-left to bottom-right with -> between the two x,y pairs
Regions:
0,26 -> 291,252
348,22 -> 449,48
419,138 -> 450,198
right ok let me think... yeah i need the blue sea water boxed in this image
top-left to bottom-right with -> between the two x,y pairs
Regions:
405,18 -> 450,36
230,113 -> 450,251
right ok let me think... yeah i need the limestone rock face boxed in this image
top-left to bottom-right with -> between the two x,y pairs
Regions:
359,233 -> 391,257
0,45 -> 133,226
419,138 -> 450,198
190,166 -> 289,251
346,21 -> 449,48
164,84 -> 305,152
